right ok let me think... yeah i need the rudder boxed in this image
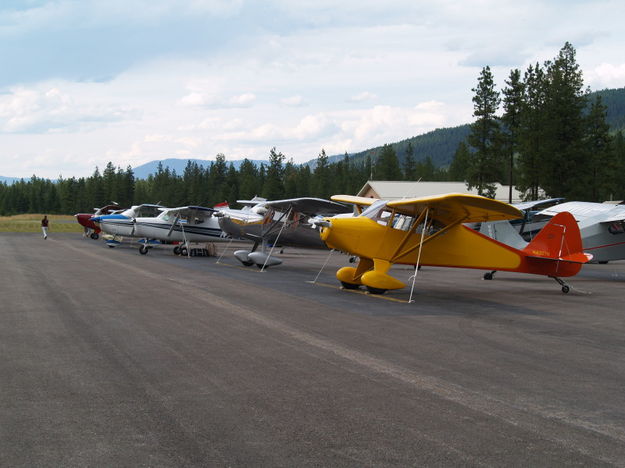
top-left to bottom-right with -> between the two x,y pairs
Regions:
523,211 -> 589,262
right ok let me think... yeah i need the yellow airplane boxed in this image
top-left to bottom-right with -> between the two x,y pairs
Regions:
317,193 -> 591,294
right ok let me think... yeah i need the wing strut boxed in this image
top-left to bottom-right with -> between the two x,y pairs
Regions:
408,208 -> 429,304
260,207 -> 292,272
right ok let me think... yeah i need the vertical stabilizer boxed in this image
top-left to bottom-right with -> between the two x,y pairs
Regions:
523,212 -> 589,262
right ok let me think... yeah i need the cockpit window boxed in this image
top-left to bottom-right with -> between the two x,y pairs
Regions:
360,200 -> 388,219
608,221 -> 625,234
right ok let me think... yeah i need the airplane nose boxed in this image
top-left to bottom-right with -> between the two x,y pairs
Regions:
319,220 -> 332,241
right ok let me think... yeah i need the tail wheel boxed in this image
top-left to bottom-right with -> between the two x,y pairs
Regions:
561,285 -> 570,294
139,245 -> 149,255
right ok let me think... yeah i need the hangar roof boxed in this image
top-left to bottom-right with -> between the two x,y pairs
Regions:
356,181 -> 524,203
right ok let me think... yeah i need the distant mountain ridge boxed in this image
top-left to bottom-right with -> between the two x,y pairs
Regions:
132,158 -> 268,179
0,176 -> 20,185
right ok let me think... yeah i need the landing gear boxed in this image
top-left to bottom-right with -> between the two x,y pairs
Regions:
340,281 -> 360,290
139,245 -> 149,255
90,232 -> 99,240
366,286 -> 387,295
180,246 -> 188,257
550,276 -> 571,294
483,270 -> 496,280
173,246 -> 181,255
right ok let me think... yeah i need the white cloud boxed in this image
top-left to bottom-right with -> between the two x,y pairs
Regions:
349,91 -> 377,102
178,91 -> 256,108
0,85 -> 129,133
280,95 -> 306,107
587,63 -> 625,89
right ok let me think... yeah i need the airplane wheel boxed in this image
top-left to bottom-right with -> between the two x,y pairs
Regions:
366,286 -> 387,295
173,246 -> 181,255
340,281 -> 360,290
90,232 -> 99,240
139,245 -> 149,255
483,272 -> 493,280
561,285 -> 570,294
241,261 -> 254,267
107,244 -> 115,248
348,256 -> 357,263
598,261 -> 608,264
180,247 -> 188,256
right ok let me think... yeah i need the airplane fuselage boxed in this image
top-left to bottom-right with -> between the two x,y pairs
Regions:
133,216 -> 226,243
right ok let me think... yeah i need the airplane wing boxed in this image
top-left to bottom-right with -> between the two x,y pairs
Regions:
513,197 -> 564,212
236,196 -> 268,206
263,197 -> 351,216
387,193 -> 522,224
538,201 -> 616,221
160,206 -> 217,219
331,195 -> 378,208
600,207 -> 625,223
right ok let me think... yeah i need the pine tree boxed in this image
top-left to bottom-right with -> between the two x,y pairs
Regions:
585,95 -> 615,201
466,66 -> 502,198
262,147 -> 285,200
403,142 -> 416,180
312,149 -> 330,198
448,142 -> 471,181
614,131 -> 625,200
516,63 -> 547,200
540,42 -> 588,199
501,68 -> 524,202
374,144 -> 402,180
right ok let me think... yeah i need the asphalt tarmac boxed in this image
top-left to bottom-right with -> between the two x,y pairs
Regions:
1,232 -> 625,467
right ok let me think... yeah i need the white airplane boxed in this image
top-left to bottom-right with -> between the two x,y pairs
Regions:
217,197 -> 351,268
132,205 -> 228,255
535,201 -> 625,264
90,204 -> 164,246
480,200 -> 625,279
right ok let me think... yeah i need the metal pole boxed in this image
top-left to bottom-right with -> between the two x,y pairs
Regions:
408,208 -> 429,304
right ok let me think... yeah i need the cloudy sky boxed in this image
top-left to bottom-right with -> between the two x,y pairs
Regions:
1,0 -> 624,179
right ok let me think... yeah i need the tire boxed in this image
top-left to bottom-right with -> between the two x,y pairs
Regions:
173,246 -> 181,255
366,286 -> 387,295
180,247 -> 188,256
139,245 -> 149,255
561,285 -> 570,294
241,261 -> 254,267
483,272 -> 494,280
90,232 -> 99,240
340,281 -> 360,290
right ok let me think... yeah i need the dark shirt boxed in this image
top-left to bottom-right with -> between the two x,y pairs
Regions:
41,218 -> 49,227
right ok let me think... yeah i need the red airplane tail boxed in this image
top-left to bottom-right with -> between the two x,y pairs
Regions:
523,211 -> 591,267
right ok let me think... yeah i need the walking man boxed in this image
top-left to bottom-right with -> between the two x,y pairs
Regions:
41,215 -> 49,239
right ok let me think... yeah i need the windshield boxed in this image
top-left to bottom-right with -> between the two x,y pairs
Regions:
361,200 -> 388,219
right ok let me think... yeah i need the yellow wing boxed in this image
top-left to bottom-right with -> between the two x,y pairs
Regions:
387,193 -> 522,224
330,195 -> 378,207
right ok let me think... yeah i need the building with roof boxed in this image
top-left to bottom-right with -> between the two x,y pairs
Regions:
356,181 -> 524,203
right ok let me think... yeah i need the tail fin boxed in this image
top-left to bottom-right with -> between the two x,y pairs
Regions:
523,212 -> 591,263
